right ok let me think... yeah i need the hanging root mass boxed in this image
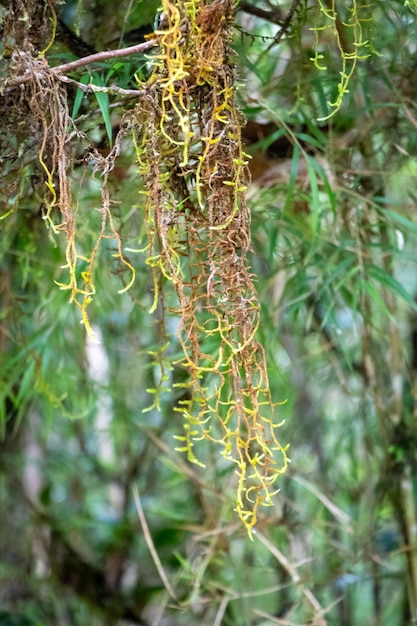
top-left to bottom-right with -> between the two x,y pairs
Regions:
134,0 -> 288,532
1,0 -> 289,533
2,51 -> 135,335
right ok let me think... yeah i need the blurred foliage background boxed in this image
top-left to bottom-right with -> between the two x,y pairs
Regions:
1,0 -> 417,625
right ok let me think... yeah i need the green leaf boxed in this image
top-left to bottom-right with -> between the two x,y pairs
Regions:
308,155 -> 336,211
305,157 -> 320,233
284,144 -> 300,213
248,128 -> 285,153
382,208 -> 417,234
72,74 -> 90,120
15,360 -> 36,406
296,133 -> 325,150
91,75 -> 113,147
366,263 -> 417,311
358,279 -> 396,321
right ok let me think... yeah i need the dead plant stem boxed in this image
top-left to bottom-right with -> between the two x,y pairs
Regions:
256,531 -> 327,625
132,484 -> 177,601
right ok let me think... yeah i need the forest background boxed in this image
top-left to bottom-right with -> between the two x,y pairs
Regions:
1,1 -> 417,625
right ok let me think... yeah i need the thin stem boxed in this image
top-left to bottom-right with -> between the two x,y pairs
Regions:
132,484 -> 177,601
256,531 -> 328,625
55,73 -> 145,97
401,467 -> 417,621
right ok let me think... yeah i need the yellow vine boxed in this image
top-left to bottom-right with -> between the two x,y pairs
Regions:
134,0 -> 289,534
310,0 -> 373,120
11,47 -> 136,338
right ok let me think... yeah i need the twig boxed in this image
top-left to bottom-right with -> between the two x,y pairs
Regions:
132,484 -> 178,601
51,39 -> 157,75
213,595 -> 230,626
55,73 -> 145,97
268,0 -> 301,49
256,531 -> 328,625
1,39 -> 157,94
293,475 -> 353,532
239,1 -> 284,24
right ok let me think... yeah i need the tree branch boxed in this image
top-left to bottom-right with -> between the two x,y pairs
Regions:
0,39 -> 157,94
267,0 -> 301,48
239,1 -> 284,24
51,39 -> 157,75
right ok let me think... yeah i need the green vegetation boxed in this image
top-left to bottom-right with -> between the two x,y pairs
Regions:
1,1 -> 416,624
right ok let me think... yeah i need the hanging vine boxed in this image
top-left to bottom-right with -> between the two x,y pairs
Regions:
134,0 -> 289,533
310,0 -> 374,120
